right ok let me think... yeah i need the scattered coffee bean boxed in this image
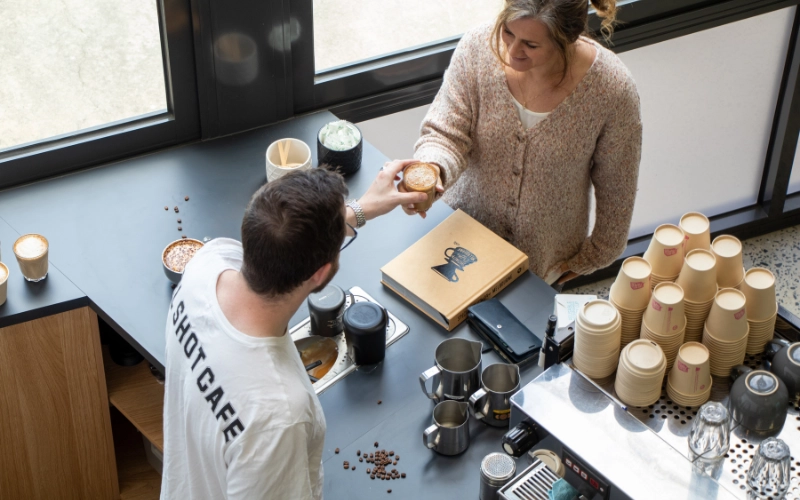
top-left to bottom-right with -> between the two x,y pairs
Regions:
377,400 -> 382,405
181,235 -> 187,239
367,468 -> 371,474
351,466 -> 355,471
185,196 -> 190,201
393,461 -> 397,466
335,448 -> 339,454
389,451 -> 394,456
401,473 -> 406,478
164,206 -> 168,211
388,489 -> 392,493
374,442 -> 379,448
178,226 -> 182,231
359,458 -> 363,463
371,475 -> 375,480
177,218 -> 182,223
357,450 -> 361,456
174,206 -> 179,213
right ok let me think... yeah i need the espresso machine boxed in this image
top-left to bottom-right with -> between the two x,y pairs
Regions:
499,306 -> 800,500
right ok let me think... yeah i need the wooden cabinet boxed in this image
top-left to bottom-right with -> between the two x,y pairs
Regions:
0,307 -> 119,499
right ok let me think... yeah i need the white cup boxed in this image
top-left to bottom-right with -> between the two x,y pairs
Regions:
266,138 -> 312,182
0,262 -> 8,305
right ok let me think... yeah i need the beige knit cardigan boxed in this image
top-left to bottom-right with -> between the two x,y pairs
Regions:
414,24 -> 642,279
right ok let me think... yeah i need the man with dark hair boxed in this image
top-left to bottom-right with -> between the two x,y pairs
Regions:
160,161 -> 426,500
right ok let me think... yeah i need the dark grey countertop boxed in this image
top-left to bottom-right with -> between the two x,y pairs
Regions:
0,110 -> 556,498
0,217 -> 87,328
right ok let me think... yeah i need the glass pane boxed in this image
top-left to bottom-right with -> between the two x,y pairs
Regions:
791,135 -> 800,195
313,0 -> 504,72
618,8 -> 794,238
0,0 -> 167,150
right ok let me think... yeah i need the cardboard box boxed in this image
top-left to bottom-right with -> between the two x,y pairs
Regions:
381,210 -> 529,330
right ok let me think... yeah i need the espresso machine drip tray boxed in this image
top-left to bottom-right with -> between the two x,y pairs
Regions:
291,286 -> 409,395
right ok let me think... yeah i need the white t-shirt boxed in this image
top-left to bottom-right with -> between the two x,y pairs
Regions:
510,93 -> 550,129
160,238 -> 326,500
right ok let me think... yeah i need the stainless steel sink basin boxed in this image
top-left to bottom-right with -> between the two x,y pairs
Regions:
291,286 -> 409,394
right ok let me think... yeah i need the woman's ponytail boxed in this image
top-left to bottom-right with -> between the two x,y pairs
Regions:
590,0 -> 617,41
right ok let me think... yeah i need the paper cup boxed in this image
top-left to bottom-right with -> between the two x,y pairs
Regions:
643,224 -> 685,278
711,235 -> 744,289
680,212 -> 711,253
740,268 -> 777,321
0,262 -> 7,306
642,283 -> 686,335
669,342 -> 711,395
705,288 -> 748,341
579,300 -> 619,330
266,138 -> 312,182
609,257 -> 652,311
675,249 -> 717,303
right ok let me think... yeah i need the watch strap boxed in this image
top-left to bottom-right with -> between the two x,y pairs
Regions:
346,199 -> 366,228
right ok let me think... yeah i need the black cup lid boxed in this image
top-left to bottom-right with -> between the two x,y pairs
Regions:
747,371 -> 779,395
307,285 -> 345,312
344,302 -> 385,330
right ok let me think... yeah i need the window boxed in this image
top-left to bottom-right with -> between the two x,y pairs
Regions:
0,0 -> 198,190
313,0 -> 504,72
1,0 -> 167,151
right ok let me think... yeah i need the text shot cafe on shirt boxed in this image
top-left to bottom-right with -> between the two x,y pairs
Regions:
3,1 -> 800,499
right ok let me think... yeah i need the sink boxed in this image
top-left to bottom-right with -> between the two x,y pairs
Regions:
291,286 -> 409,394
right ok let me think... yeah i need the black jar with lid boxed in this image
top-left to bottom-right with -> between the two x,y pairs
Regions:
343,301 -> 387,365
307,284 -> 348,337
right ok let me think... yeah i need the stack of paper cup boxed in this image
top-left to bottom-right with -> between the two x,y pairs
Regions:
643,224 -> 685,289
675,249 -> 718,343
711,235 -> 745,290
702,288 -> 749,376
573,300 -> 622,380
741,268 -> 778,355
639,283 -> 686,370
679,212 -> 711,253
609,257 -> 652,347
615,339 -> 667,407
666,342 -> 712,407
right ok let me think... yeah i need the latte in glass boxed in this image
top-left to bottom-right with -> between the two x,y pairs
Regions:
13,234 -> 49,282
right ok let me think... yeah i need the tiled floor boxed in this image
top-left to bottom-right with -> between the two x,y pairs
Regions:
569,224 -> 800,318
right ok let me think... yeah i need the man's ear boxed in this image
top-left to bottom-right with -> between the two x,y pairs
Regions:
309,263 -> 333,288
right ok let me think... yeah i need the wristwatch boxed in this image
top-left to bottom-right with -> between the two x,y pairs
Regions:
346,199 -> 366,228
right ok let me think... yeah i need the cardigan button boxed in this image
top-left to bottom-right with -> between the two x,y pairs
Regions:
512,166 -> 521,175
508,199 -> 516,207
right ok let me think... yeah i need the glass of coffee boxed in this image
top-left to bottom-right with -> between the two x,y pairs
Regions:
13,234 -> 49,282
0,262 -> 8,305
402,162 -> 439,213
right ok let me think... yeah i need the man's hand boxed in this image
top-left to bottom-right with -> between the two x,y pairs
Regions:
397,161 -> 444,219
357,159 -> 428,221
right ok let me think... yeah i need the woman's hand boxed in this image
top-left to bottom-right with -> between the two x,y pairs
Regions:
556,262 -> 579,285
397,161 -> 445,219
357,159 -> 429,221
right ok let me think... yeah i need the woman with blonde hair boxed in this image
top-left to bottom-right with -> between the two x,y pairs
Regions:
405,0 -> 642,285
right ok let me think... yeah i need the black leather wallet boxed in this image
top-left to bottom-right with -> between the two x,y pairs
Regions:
467,298 -> 542,364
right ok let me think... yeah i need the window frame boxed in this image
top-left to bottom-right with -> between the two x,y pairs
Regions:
0,0 -> 200,190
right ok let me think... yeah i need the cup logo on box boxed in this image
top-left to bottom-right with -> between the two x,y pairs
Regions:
664,248 -> 678,256
734,309 -> 746,320
630,281 -> 644,290
431,247 -> 478,283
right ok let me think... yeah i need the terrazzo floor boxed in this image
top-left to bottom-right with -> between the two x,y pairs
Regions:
568,224 -> 800,318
